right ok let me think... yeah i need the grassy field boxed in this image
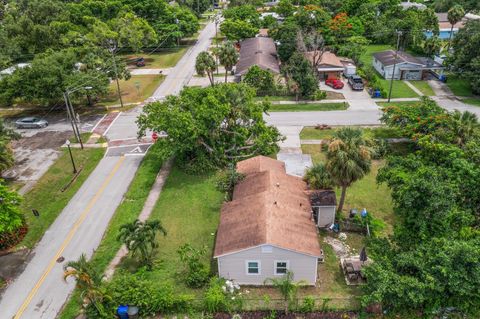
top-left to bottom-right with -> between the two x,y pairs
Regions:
377,101 -> 421,108
59,145 -> 167,319
446,75 -> 474,97
301,145 -> 395,235
121,47 -> 189,69
377,79 -> 419,98
116,166 -> 224,293
100,74 -> 165,106
359,45 -> 393,67
300,126 -> 403,140
269,102 -> 349,112
463,98 -> 480,107
409,81 -> 435,96
19,148 -> 105,248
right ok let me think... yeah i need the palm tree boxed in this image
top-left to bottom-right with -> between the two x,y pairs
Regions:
327,127 -> 372,213
451,110 -> 479,146
304,162 -> 333,189
64,254 -> 109,316
264,271 -> 306,314
447,5 -> 465,50
195,51 -> 217,87
217,41 -> 239,83
117,219 -> 167,269
423,36 -> 441,58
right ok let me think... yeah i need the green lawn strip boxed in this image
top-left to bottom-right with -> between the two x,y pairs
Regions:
58,145 -> 166,319
300,127 -> 403,140
115,166 -> 224,294
446,75 -> 474,97
254,96 -> 297,102
359,45 -> 393,66
462,98 -> 480,107
269,102 -> 348,112
19,148 -> 105,248
302,147 -> 395,236
408,81 -> 435,96
99,74 -> 165,106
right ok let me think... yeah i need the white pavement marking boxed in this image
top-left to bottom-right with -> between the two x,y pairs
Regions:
90,113 -> 107,133
102,111 -> 122,136
0,156 -> 143,319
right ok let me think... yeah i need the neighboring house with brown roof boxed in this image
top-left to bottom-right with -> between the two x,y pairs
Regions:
425,12 -> 480,40
214,156 -> 322,285
304,51 -> 344,80
373,50 -> 443,80
234,37 -> 280,82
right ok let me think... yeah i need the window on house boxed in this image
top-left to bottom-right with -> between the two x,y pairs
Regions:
275,261 -> 289,275
246,261 -> 260,274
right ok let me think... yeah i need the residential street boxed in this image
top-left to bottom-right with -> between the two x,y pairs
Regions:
0,21 -> 216,319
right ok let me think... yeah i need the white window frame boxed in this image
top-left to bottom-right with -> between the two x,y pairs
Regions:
274,260 -> 289,275
245,260 -> 261,275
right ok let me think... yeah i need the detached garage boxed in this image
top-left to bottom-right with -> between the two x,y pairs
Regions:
214,156 -> 322,286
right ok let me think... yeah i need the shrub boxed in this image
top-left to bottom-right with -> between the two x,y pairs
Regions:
215,167 -> 245,201
311,90 -> 327,101
371,139 -> 389,160
304,163 -> 333,190
0,223 -> 27,251
300,296 -> 316,312
204,278 -> 229,313
177,243 -> 211,288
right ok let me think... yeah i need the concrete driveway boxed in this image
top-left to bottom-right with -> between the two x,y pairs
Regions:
321,81 -> 378,110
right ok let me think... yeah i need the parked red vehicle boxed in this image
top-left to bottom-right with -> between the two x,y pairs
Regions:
325,78 -> 344,89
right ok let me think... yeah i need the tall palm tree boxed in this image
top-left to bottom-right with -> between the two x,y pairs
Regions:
117,219 -> 167,269
264,271 -> 306,314
64,254 -> 109,316
327,127 -> 371,213
195,51 -> 217,87
217,41 -> 239,83
451,110 -> 479,146
447,5 -> 465,50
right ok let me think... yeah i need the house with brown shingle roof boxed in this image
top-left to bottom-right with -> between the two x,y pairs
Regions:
214,156 -> 322,285
234,37 -> 280,82
304,51 -> 345,80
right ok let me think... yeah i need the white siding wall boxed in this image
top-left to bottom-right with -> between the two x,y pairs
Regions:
217,245 -> 318,285
372,58 -> 386,78
316,206 -> 336,227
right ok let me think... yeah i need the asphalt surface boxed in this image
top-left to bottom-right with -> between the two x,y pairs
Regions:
0,20 -> 217,319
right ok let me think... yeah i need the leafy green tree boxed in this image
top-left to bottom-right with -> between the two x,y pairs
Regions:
0,119 -> 20,174
304,163 -> 333,190
117,219 -> 167,270
264,271 -> 306,314
283,52 -> 318,98
449,20 -> 480,95
111,11 -> 157,52
223,5 -> 261,27
64,254 -> 110,317
337,36 -> 369,64
447,4 -> 465,50
270,20 -> 300,62
294,5 -> 331,33
195,51 -> 217,87
177,243 -> 210,288
434,0 -> 479,14
243,65 -> 276,95
216,166 -> 245,201
327,127 -> 371,213
0,181 -> 22,235
137,84 -> 282,172
220,19 -> 258,42
275,0 -> 295,18
217,41 -> 239,83
423,36 -> 441,58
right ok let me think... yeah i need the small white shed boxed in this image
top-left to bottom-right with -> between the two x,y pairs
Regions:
310,190 -> 337,228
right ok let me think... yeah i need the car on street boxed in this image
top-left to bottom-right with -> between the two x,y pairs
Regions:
325,78 -> 344,89
348,75 -> 364,91
15,117 -> 48,129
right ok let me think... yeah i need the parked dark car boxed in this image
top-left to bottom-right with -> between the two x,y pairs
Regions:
15,117 -> 48,129
325,78 -> 344,89
135,57 -> 145,67
348,75 -> 364,91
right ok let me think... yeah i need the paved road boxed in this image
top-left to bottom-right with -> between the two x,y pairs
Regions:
265,109 -> 383,126
0,21 -> 217,319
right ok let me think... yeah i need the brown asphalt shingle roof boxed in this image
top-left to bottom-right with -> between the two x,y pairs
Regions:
214,156 -> 322,258
235,37 -> 280,76
304,51 -> 343,68
373,50 -> 423,66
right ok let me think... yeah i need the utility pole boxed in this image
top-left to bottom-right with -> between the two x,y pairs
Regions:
388,30 -> 402,103
64,92 -> 84,149
109,40 -> 124,108
67,93 -> 83,149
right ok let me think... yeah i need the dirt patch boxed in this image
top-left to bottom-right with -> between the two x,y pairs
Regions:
0,249 -> 32,297
12,131 -> 72,150
326,91 -> 345,100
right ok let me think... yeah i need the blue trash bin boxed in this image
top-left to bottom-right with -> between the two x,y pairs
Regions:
117,305 -> 129,319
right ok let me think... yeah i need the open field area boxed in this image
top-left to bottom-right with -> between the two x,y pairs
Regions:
19,148 -> 105,248
300,126 -> 403,140
100,75 -> 165,106
121,47 -> 189,69
409,80 -> 435,96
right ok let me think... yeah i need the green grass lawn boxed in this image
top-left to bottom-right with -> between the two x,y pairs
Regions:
377,78 -> 419,98
269,102 -> 349,112
19,148 -> 105,248
301,145 -> 395,235
116,166 -> 224,293
409,81 -> 435,96
462,98 -> 480,107
446,75 -> 474,97
121,47 -> 189,69
300,127 -> 403,140
99,75 -> 165,106
359,45 -> 393,67
59,145 -> 167,319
